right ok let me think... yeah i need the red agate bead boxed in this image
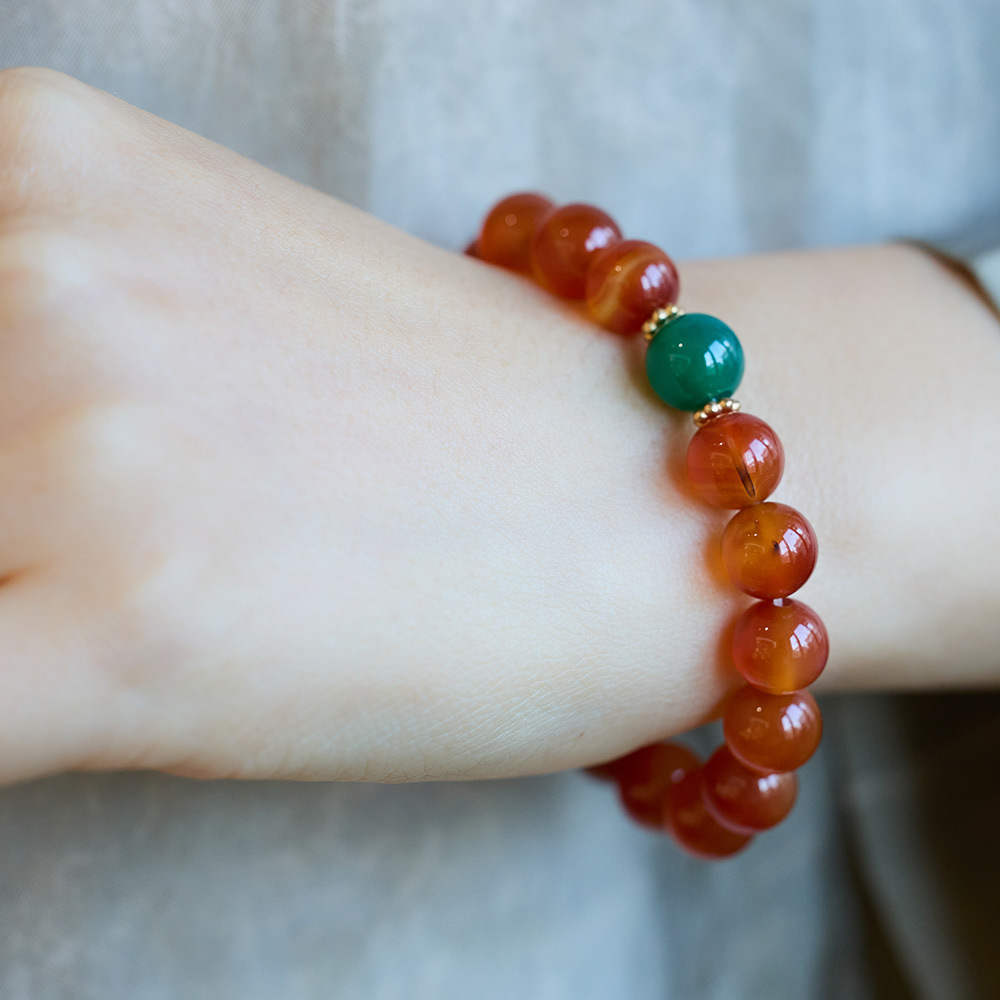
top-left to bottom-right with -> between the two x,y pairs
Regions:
723,686 -> 822,773
686,413 -> 784,509
732,598 -> 829,694
584,239 -> 680,334
721,502 -> 818,598
664,767 -> 753,858
529,203 -> 622,298
610,742 -> 700,829
476,192 -> 555,272
702,746 -> 797,833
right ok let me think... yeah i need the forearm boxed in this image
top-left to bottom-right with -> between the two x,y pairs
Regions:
680,244 -> 1000,693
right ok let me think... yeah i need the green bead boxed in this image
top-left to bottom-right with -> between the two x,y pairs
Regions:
644,312 -> 744,411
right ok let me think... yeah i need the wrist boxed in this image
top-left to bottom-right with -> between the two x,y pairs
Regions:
680,243 -> 1000,692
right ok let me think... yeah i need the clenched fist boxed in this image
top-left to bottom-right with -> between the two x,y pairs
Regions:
0,67 -> 997,788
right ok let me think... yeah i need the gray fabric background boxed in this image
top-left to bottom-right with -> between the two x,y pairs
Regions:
1,1 -> 999,997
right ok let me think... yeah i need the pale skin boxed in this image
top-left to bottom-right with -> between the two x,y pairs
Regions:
0,66 -> 998,788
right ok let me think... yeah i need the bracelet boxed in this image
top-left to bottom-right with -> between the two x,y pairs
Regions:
468,194 -> 828,859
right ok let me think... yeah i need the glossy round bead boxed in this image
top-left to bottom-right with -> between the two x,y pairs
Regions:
732,598 -> 829,694
664,767 -> 753,858
721,502 -> 818,598
476,192 -> 555,272
584,240 -> 680,335
702,746 -> 798,833
612,742 -> 700,829
645,312 -> 744,411
723,686 -> 823,773
686,413 -> 784,508
529,203 -> 622,299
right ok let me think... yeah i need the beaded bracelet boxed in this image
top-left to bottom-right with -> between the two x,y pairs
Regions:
468,194 -> 828,859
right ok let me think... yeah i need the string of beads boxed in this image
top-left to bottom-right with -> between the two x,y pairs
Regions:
468,193 -> 828,859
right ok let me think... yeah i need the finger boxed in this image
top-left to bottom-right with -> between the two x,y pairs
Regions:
0,405 -> 121,572
0,569 -> 113,784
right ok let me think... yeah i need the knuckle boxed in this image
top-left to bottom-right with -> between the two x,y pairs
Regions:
0,226 -> 103,327
0,65 -> 98,119
0,68 -> 111,209
0,66 -> 95,132
0,65 -> 59,111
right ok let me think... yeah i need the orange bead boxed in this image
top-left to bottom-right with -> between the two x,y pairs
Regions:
732,598 -> 829,694
703,746 -> 798,833
702,746 -> 799,834
475,192 -> 555,272
584,239 -> 680,334
686,413 -> 784,509
529,202 -> 622,298
723,686 -> 822,773
611,742 -> 700,829
721,502 -> 818,598
664,767 -> 753,858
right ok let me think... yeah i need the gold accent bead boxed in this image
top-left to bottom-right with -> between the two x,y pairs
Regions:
641,304 -> 684,341
692,398 -> 741,428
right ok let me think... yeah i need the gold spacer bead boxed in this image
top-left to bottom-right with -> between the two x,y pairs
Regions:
692,398 -> 741,427
641,304 -> 684,341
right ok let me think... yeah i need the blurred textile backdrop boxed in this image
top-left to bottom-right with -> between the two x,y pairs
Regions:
1,1 -> 999,997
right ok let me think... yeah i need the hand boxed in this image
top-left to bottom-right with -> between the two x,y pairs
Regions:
0,68 -> 997,788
